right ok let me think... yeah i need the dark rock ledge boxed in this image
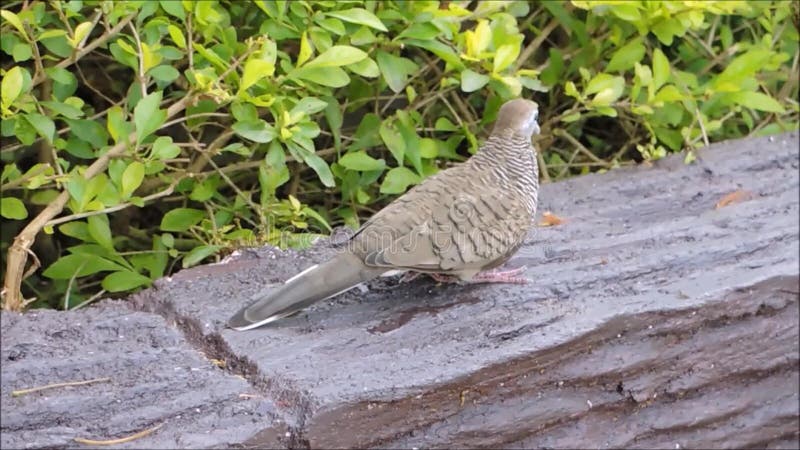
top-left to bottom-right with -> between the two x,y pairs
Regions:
2,132 -> 798,449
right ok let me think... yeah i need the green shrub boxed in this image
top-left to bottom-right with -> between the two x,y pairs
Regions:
1,0 -> 797,310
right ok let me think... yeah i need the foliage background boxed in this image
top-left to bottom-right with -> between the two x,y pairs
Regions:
1,0 -> 798,310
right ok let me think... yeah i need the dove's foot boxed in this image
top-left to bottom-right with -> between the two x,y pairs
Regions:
403,267 -> 529,285
399,271 -> 422,283
429,273 -> 461,283
470,266 -> 529,284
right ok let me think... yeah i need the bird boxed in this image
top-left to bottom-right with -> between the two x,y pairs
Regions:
228,98 -> 541,330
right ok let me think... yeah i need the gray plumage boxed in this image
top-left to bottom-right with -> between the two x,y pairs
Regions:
229,99 -> 540,330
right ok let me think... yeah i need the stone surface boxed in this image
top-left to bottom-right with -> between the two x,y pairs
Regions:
2,132 -> 798,449
0,303 -> 281,449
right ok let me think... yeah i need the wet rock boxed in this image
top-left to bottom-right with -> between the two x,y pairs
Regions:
2,132 -> 798,449
0,303 -> 282,449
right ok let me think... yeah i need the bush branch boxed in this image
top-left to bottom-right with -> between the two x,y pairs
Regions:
1,95 -> 196,311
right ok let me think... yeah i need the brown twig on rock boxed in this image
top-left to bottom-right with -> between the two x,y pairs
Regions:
73,423 -> 163,446
12,377 -> 111,397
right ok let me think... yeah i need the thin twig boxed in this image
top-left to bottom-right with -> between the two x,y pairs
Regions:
45,181 -> 178,228
12,377 -> 111,397
75,64 -> 118,106
128,21 -> 147,96
70,289 -> 107,310
32,13 -> 137,86
3,94 -> 197,311
74,423 -> 163,446
553,128 -> 610,166
1,98 -> 126,154
0,165 -> 50,190
515,18 -> 560,71
207,157 -> 264,226
536,148 -> 551,182
63,260 -> 88,310
695,107 -> 710,147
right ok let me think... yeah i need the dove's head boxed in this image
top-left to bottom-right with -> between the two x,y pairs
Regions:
492,99 -> 540,138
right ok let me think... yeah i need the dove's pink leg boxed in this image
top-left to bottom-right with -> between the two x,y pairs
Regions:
399,271 -> 423,283
423,266 -> 529,285
470,266 -> 529,284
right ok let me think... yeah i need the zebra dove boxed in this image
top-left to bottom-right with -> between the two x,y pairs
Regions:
229,98 -> 540,330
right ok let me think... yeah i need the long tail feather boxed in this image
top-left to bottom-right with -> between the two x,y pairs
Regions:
228,253 -> 385,330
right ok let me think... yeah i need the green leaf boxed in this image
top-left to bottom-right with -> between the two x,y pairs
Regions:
729,91 -> 786,113
316,17 -> 346,35
40,100 -> 83,119
38,29 -> 68,41
14,116 -> 36,145
65,118 -> 109,149
402,39 -> 464,70
380,167 -> 421,194
1,66 -> 24,109
325,8 -> 387,32
182,245 -> 221,268
302,152 -> 336,188
102,270 -> 152,292
161,208 -> 205,232
651,17 -> 684,45
88,214 -> 114,250
134,92 -> 166,144
461,69 -> 490,93
121,161 -> 145,198
43,254 -> 125,279
106,106 -> 127,143
167,24 -> 186,49
714,49 -> 773,88
290,66 -> 350,87
652,85 -> 685,103
149,65 -> 180,83
297,30 -> 312,66
419,138 -> 438,159
240,58 -> 275,92
347,57 -> 380,78
350,26 -> 377,45
339,151 -> 386,171
0,197 -> 27,220
232,119 -> 276,143
59,221 -> 91,241
606,38 -> 645,72
12,42 -> 31,62
1,10 -> 26,37
304,45 -> 368,68
151,136 -> 181,159
652,48 -> 670,90
396,22 -> 441,41
69,22 -> 92,49
190,177 -> 218,202
379,119 -> 405,165
350,113 -> 382,150
608,3 -> 642,21
396,111 -> 422,175
160,0 -> 186,21
290,97 -> 329,118
24,113 -> 55,143
586,74 -> 625,106
259,151 -> 290,198
376,51 -> 418,93
324,96 -> 343,150
493,43 -> 520,73
520,76 -> 548,92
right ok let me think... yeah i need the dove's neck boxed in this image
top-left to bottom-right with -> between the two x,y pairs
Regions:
473,132 -> 540,215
